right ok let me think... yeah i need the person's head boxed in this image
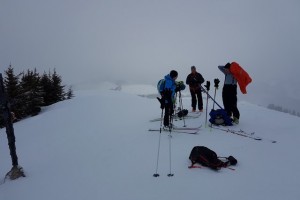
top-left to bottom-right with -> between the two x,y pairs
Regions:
224,63 -> 231,73
170,70 -> 178,80
191,66 -> 196,74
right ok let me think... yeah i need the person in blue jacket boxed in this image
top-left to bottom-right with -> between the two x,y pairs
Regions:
159,70 -> 178,128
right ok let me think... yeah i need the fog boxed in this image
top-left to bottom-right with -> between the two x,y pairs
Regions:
1,0 -> 300,111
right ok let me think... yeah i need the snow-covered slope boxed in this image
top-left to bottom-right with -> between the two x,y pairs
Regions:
1,84 -> 300,200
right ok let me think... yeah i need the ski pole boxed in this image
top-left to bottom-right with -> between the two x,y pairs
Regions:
168,132 -> 174,177
212,88 -> 217,110
201,85 -> 223,110
172,92 -> 177,121
212,79 -> 220,110
210,88 -> 216,132
210,87 -> 217,130
159,107 -> 164,133
178,91 -> 186,127
210,79 -> 220,131
153,108 -> 164,177
168,105 -> 174,177
204,81 -> 210,128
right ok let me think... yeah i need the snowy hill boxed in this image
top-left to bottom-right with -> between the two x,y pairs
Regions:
1,84 -> 300,200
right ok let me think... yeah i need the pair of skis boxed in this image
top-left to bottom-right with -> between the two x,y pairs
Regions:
149,125 -> 202,135
210,125 -> 277,143
149,113 -> 201,122
149,124 -> 277,143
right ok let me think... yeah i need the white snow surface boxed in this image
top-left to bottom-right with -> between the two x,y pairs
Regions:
1,84 -> 300,200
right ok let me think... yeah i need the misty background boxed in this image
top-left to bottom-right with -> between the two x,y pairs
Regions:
1,0 -> 300,112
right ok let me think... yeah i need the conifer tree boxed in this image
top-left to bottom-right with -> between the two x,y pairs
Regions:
40,71 -> 53,106
40,69 -> 65,105
1,66 -> 72,124
3,64 -> 23,118
51,69 -> 65,103
66,86 -> 74,99
20,69 -> 44,116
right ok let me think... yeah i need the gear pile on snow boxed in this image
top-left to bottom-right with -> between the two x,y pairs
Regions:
209,109 -> 233,126
177,109 -> 188,118
189,146 -> 237,170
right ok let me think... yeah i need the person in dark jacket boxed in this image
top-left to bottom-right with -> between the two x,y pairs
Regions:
186,66 -> 204,112
218,63 -> 240,124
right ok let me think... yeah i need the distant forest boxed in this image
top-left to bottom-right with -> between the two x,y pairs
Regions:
267,103 -> 300,118
0,65 -> 74,127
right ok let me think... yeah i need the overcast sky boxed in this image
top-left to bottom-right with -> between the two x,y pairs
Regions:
1,0 -> 300,110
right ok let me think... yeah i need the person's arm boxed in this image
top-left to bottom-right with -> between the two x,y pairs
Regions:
197,73 -> 205,84
186,74 -> 191,85
218,65 -> 226,74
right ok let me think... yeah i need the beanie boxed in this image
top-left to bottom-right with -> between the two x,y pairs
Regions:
224,63 -> 231,69
170,70 -> 178,78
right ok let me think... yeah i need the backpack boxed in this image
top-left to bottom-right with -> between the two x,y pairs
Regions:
189,146 -> 237,170
175,81 -> 186,92
209,109 -> 233,126
157,79 -> 165,94
177,109 -> 188,118
158,79 -> 186,94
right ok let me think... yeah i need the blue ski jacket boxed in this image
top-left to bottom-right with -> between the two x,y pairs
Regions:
163,74 -> 176,103
164,74 -> 176,92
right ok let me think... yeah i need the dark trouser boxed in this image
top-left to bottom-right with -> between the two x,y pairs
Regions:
164,102 -> 174,127
190,88 -> 203,110
222,85 -> 240,119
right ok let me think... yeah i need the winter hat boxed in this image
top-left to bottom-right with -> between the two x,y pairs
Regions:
170,70 -> 178,78
224,63 -> 231,69
191,66 -> 196,70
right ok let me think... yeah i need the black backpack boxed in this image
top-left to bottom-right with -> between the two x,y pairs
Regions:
189,146 -> 237,170
177,109 -> 188,118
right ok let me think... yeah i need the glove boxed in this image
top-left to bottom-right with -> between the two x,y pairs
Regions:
214,78 -> 220,89
157,97 -> 165,109
204,81 -> 210,91
228,156 -> 237,166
